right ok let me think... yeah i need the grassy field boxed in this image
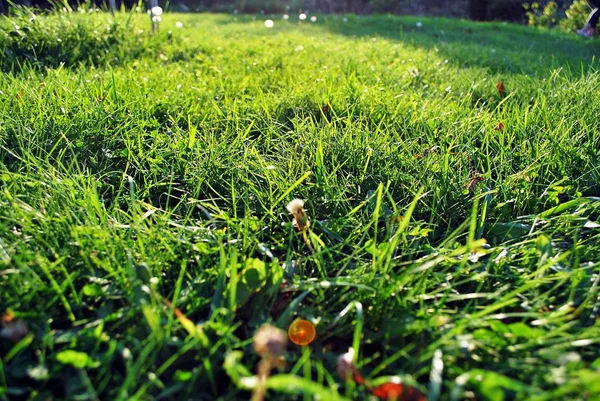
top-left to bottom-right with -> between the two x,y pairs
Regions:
1,8 -> 600,401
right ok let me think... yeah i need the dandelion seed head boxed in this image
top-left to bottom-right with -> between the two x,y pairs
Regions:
286,199 -> 304,215
283,14 -> 289,20
175,21 -> 183,28
151,6 -> 163,16
416,21 -> 423,28
299,13 -> 307,21
310,16 -> 317,22
264,19 -> 274,28
152,15 -> 162,23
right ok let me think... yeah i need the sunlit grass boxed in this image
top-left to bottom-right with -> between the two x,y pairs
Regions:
1,10 -> 599,401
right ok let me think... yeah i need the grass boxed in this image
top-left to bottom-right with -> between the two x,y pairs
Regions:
1,8 -> 600,401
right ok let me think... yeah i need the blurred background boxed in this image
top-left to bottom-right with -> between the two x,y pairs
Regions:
0,0 -> 591,29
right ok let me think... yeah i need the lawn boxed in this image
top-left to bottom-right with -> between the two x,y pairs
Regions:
1,9 -> 600,401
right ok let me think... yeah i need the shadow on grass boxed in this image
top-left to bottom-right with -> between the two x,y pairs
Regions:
218,13 -> 599,76
323,15 -> 599,76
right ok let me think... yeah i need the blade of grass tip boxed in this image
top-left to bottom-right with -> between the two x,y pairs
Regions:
36,257 -> 76,322
187,115 -> 196,149
166,260 -> 188,338
203,358 -> 218,395
110,69 -> 119,108
371,183 -> 384,272
351,301 -> 364,364
3,334 -> 34,363
383,187 -> 424,274
229,250 -> 239,313
428,349 -> 443,401
476,190 -> 495,240
270,170 -> 312,214
210,245 -> 233,320
467,196 -> 480,250
316,139 -> 324,186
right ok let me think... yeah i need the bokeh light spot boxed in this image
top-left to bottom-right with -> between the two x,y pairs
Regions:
288,319 -> 315,346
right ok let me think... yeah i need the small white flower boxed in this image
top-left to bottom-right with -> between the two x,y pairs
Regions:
416,21 -> 423,28
264,19 -> 274,28
175,21 -> 183,28
287,199 -> 304,215
283,14 -> 289,20
287,199 -> 309,231
310,16 -> 317,22
299,13 -> 307,21
151,6 -> 163,16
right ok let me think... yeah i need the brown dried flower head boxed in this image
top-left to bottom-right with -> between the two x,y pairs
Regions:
253,324 -> 288,360
286,199 -> 309,231
337,347 -> 364,384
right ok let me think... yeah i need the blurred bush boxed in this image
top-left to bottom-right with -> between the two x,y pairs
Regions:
560,0 -> 590,31
524,1 -> 561,28
523,0 -> 590,30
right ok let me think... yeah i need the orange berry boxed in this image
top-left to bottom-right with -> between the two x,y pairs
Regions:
288,319 -> 316,346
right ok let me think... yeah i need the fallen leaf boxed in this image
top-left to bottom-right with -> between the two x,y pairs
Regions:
496,81 -> 505,96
